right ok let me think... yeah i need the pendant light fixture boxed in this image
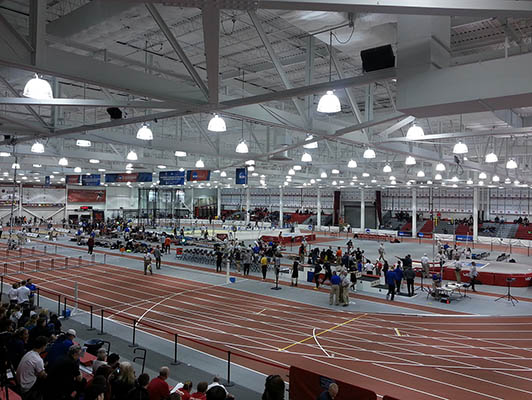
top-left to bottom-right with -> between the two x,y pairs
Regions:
303,134 -> 318,149
208,114 -> 226,132
406,123 -> 424,140
478,172 -> 487,180
23,74 -> 53,100
348,159 -> 357,168
76,139 -> 91,147
174,151 -> 187,157
405,156 -> 416,165
301,152 -> 312,162
506,159 -> 518,169
417,170 -> 425,178
485,152 -> 498,163
58,157 -> 68,166
126,150 -> 138,161
31,142 -> 44,153
136,124 -> 153,140
363,148 -> 376,159
435,163 -> 446,171
317,32 -> 341,114
453,141 -> 468,154
383,164 -> 392,173
195,159 -> 205,168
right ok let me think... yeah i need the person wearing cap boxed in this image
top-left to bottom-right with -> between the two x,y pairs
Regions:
46,328 -> 77,367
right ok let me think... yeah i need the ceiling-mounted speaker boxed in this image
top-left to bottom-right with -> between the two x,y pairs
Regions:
360,45 -> 395,73
106,107 -> 123,120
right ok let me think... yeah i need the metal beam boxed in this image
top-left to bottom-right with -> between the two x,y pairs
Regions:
146,3 -> 209,99
248,10 -> 309,127
381,126 -> 532,142
139,0 -> 532,17
29,0 -> 46,66
0,13 -> 32,64
376,116 -> 415,138
202,5 -> 220,103
0,97 -> 183,109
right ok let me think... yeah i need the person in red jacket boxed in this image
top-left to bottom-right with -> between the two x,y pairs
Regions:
147,367 -> 170,400
190,382 -> 208,400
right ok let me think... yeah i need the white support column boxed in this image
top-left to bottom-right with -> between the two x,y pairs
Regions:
18,183 -> 22,218
473,187 -> 479,241
190,187 -> 194,218
317,186 -> 321,228
279,187 -> 284,229
64,185 -> 68,220
245,186 -> 250,224
412,187 -> 417,236
360,188 -> 365,230
217,187 -> 221,218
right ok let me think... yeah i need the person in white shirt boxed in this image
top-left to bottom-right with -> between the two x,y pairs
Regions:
420,253 -> 430,278
454,258 -> 463,283
17,280 -> 31,306
8,282 -> 19,306
364,261 -> 374,274
16,336 -> 48,396
378,243 -> 385,261
143,251 -> 153,275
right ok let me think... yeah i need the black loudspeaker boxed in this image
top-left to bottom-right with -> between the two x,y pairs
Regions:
106,107 -> 123,120
360,45 -> 395,72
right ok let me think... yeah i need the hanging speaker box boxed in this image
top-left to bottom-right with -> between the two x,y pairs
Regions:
360,45 -> 395,72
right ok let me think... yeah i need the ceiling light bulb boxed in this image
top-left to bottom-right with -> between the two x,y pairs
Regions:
310,179 -> 316,184
288,168 -> 296,176
12,163 -> 20,169
76,139 -> 91,147
31,142 -> 44,153
220,171 -> 227,177
293,165 -> 302,171
331,169 -> 340,174
492,175 -> 500,182
89,159 -> 100,164
478,172 -> 487,180
303,135 -> 318,149
332,180 -> 337,185
58,157 -> 68,166
235,140 -> 248,153
466,179 -> 473,185
406,123 -> 424,140
195,159 -> 205,168
506,159 -> 517,169
136,124 -> 153,140
383,164 -> 392,173
363,148 -> 376,159
435,163 -> 446,171
405,156 -> 416,165
320,172 -> 327,178
391,180 -> 397,185
301,152 -> 312,162
247,165 -> 255,172
157,165 -> 166,169
208,114 -> 226,132
453,141 -> 468,154
245,160 -> 255,166
435,173 -> 442,180
174,151 -> 187,157
451,176 -> 459,182
23,74 -> 53,100
74,167 -> 82,173
317,90 -> 341,113
485,152 -> 498,163
417,170 -> 425,177
389,175 -> 395,180
0,152 -> 10,157
347,159 -> 357,168
362,172 -> 370,177
126,150 -> 138,161
33,164 -> 42,168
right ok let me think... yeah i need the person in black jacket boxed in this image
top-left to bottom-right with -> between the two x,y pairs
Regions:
404,266 -> 416,296
127,373 -> 150,400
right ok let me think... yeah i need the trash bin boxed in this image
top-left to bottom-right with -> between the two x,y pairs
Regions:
84,339 -> 104,356
307,271 -> 314,282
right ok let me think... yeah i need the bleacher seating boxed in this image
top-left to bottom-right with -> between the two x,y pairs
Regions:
400,222 -> 412,232
419,220 -> 433,234
288,213 -> 312,224
433,220 -> 454,234
497,223 -> 519,238
514,224 -> 532,240
455,223 -> 472,236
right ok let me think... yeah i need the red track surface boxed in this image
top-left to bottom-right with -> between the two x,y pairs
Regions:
3,246 -> 532,400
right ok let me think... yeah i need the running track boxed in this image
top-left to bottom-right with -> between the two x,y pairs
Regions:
2,246 -> 532,400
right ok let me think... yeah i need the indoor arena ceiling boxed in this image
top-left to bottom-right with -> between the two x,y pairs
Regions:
1,0 -> 532,189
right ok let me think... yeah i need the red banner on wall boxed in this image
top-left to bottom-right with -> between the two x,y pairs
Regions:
67,189 -> 106,203
66,175 -> 81,184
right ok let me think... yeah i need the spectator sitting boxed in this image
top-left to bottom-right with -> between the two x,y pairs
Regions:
107,352 -> 120,371
84,379 -> 106,400
45,344 -> 86,400
48,313 -> 62,335
110,362 -> 137,400
46,328 -> 76,367
262,374 -> 285,400
180,380 -> 193,400
128,372 -> 151,400
317,383 -> 339,399
207,377 -> 233,399
16,335 -> 48,398
147,366 -> 171,400
28,318 -> 50,348
206,386 -> 227,400
8,327 -> 29,369
92,348 -> 108,374
191,382 -> 209,400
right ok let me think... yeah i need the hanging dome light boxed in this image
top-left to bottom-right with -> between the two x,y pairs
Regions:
451,176 -> 459,182
58,157 -> 68,166
505,177 -> 511,184
391,180 -> 397,185
76,139 -> 91,147
136,124 -> 153,140
435,163 -> 446,171
126,150 -> 138,161
208,114 -> 226,132
405,156 -> 416,165
125,163 -> 133,170
492,175 -> 500,182
31,142 -> 44,153
89,159 -> 100,164
310,179 -> 316,184
417,170 -> 425,178
317,91 -> 341,113
301,152 -> 312,162
485,152 -> 498,163
389,175 -> 395,181
0,152 -> 10,157
23,74 -> 53,100
245,160 -> 255,166
320,171 -> 327,178
293,165 -> 302,171
362,172 -> 370,177
453,141 -> 468,154
331,169 -> 340,174
363,148 -> 376,159
11,162 -> 20,169
332,180 -> 337,185
195,159 -> 205,168
74,167 -> 82,173
506,159 -> 518,169
288,168 -> 295,176
466,179 -> 473,185
220,171 -> 227,177
174,151 -> 187,157
406,123 -> 424,140
235,140 -> 249,153
435,173 -> 442,180
347,159 -> 357,168
247,165 -> 255,172
478,172 -> 487,180
303,135 -> 318,149
383,164 -> 392,173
